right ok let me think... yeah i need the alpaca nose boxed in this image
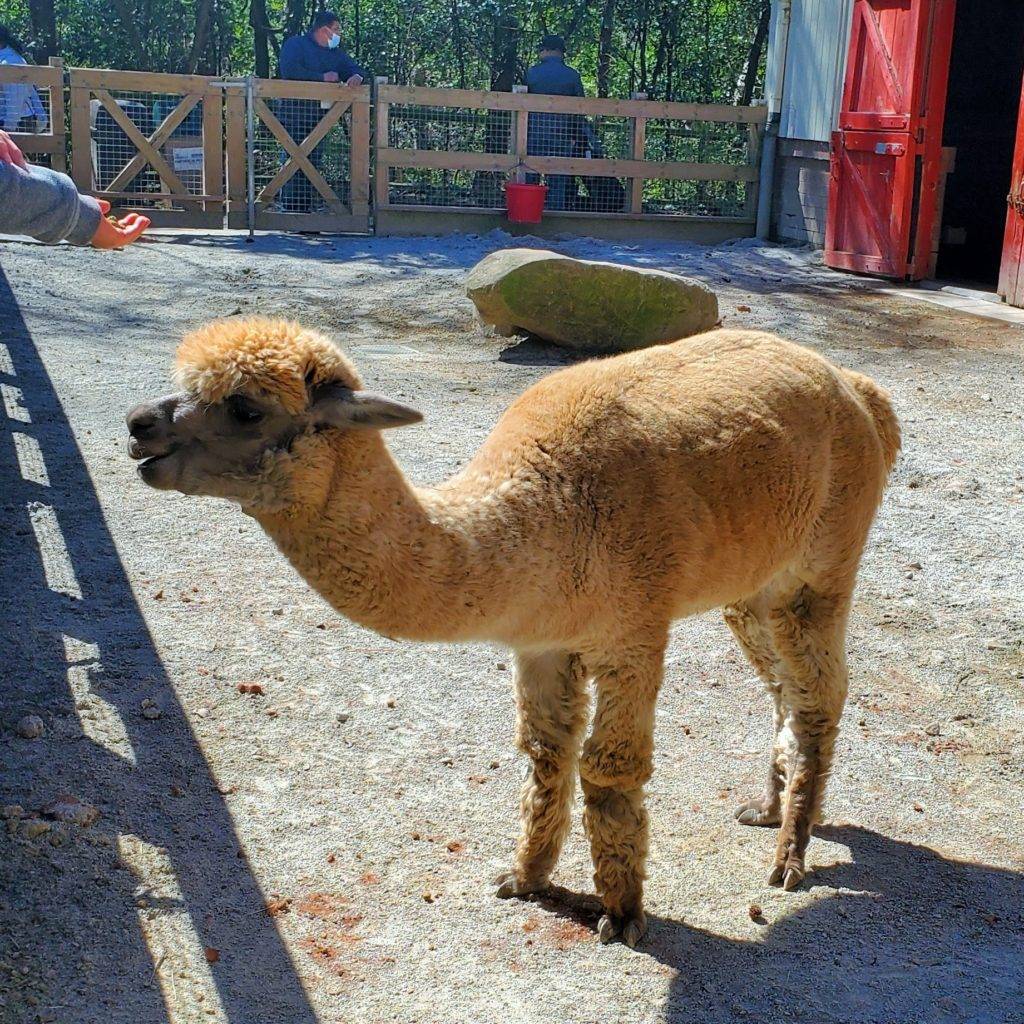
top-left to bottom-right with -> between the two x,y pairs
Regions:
126,403 -> 161,439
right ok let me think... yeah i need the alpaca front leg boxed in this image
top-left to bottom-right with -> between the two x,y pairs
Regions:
496,650 -> 589,899
579,647 -> 663,947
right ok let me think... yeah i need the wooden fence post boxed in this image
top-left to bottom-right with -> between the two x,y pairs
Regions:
47,58 -> 67,172
374,78 -> 390,215
512,84 -> 528,183
68,73 -> 92,193
201,82 -> 225,223
224,84 -> 247,228
630,92 -> 647,214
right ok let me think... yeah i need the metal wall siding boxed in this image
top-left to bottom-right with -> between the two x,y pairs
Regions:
780,0 -> 855,142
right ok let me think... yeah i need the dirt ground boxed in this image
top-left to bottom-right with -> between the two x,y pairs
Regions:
1,231 -> 1022,1024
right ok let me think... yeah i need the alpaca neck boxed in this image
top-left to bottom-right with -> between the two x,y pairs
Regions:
253,432 -> 514,642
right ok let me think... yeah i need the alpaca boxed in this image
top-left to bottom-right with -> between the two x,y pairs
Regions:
126,317 -> 900,947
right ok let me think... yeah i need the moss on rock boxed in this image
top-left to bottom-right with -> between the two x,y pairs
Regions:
466,248 -> 719,352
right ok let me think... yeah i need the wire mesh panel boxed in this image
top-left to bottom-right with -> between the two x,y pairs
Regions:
69,69 -> 223,228
376,86 -> 765,229
0,61 -> 66,170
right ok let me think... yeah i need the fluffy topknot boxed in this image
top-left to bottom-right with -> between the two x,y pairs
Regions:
175,318 -> 361,414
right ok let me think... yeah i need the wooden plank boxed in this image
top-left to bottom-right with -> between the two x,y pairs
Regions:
257,99 -> 348,205
379,148 -> 757,182
254,79 -> 370,102
224,86 -> 247,214
85,190 -> 213,203
253,98 -> 343,211
630,115 -> 646,213
0,65 -> 61,88
202,87 -> 225,217
514,108 -> 529,182
378,84 -> 766,124
69,86 -> 93,192
105,93 -> 201,193
374,96 -> 390,212
69,68 -> 217,92
47,58 -> 66,172
378,148 -> 516,173
349,97 -> 371,220
379,201 -> 754,225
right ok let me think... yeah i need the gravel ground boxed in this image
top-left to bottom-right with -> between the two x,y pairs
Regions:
1,231 -> 1022,1024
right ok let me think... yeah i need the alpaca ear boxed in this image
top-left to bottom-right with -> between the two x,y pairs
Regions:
309,385 -> 423,430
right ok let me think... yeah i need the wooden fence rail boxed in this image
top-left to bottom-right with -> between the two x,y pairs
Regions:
0,59 -> 66,171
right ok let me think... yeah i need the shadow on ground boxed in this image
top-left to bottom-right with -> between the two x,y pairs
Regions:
528,823 -> 1023,1024
0,265 -> 317,1022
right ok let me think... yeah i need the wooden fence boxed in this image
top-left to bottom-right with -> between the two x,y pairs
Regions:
68,68 -> 225,228
225,79 -> 370,233
5,67 -> 765,239
0,58 -> 66,171
375,84 -> 766,239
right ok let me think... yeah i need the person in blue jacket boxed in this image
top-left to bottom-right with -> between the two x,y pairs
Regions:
276,11 -> 366,212
524,35 -> 584,211
0,25 -> 48,134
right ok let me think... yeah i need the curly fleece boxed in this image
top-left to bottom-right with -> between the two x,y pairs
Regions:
174,317 -> 361,413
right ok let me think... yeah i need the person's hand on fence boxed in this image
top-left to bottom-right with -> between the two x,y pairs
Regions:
90,199 -> 150,249
345,74 -> 363,86
323,71 -> 340,83
0,130 -> 28,169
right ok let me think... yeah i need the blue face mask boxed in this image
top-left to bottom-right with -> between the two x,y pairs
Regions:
327,31 -> 340,49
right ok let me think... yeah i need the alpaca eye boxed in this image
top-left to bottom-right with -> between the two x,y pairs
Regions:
227,396 -> 263,424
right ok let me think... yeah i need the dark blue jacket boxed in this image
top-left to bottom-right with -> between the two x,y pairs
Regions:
279,33 -> 366,82
525,56 -> 584,97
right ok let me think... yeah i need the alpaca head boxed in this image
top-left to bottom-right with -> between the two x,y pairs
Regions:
126,318 -> 422,509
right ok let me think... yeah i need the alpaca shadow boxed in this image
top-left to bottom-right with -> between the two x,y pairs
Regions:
531,824 -> 1024,1024
0,266 -> 317,1023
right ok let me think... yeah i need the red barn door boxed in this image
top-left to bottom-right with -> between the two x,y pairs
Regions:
998,72 -> 1024,306
825,0 -> 956,279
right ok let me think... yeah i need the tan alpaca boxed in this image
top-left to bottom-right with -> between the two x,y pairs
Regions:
126,317 -> 899,947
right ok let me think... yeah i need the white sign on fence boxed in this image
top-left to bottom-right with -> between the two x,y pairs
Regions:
170,146 -> 204,172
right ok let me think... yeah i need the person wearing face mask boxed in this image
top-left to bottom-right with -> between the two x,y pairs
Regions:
277,11 -> 366,213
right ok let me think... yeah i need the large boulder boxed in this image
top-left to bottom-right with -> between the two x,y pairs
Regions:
466,248 -> 719,352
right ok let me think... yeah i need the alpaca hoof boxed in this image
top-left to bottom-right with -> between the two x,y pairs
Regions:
768,860 -> 805,890
735,798 -> 781,827
494,870 -> 547,900
597,911 -> 647,947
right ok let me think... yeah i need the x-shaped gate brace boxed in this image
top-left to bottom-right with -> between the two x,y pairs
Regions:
254,97 -> 352,214
95,89 -> 202,199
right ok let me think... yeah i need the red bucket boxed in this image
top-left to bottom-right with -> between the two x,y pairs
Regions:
505,182 -> 547,223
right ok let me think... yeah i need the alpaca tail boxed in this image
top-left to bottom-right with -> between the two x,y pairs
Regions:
842,370 -> 901,476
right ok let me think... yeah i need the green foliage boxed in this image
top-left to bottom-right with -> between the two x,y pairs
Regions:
0,0 -> 767,102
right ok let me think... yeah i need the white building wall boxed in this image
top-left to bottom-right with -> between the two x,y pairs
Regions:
779,0 -> 855,141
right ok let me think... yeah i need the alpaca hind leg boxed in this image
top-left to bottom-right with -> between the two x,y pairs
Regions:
579,643 -> 664,947
724,598 -> 786,827
496,650 -> 589,899
765,585 -> 850,891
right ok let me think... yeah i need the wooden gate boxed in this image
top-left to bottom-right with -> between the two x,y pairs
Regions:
225,79 -> 370,232
69,69 -> 224,228
0,58 -> 66,171
825,0 -> 956,279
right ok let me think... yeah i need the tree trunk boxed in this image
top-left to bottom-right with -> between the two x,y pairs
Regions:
110,0 -> 149,68
285,0 -> 307,40
739,1 -> 771,106
251,0 -> 271,78
27,0 -> 57,63
186,0 -> 215,74
597,0 -> 615,98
